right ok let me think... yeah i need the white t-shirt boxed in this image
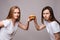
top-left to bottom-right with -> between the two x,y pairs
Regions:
0,19 -> 18,40
44,21 -> 60,40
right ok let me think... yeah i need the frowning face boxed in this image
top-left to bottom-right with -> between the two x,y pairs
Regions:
43,9 -> 50,21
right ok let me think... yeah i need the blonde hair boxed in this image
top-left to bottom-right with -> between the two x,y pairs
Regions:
6,6 -> 21,22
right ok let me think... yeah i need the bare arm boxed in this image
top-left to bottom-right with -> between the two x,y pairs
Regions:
0,21 -> 4,27
34,17 -> 46,31
54,32 -> 60,40
18,19 -> 30,30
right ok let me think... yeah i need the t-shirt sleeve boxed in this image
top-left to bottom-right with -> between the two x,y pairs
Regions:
2,19 -> 10,27
51,21 -> 60,33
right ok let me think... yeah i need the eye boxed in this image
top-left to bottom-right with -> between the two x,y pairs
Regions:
43,13 -> 45,14
46,13 -> 49,14
17,12 -> 20,13
13,12 -> 16,14
15,11 -> 19,13
43,13 -> 49,14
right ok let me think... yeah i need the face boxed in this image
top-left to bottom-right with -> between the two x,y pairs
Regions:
43,9 -> 50,21
12,8 -> 20,20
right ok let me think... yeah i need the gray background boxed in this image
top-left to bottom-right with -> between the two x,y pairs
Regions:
0,0 -> 60,40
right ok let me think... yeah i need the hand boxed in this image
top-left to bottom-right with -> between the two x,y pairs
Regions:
29,15 -> 36,21
27,18 -> 32,22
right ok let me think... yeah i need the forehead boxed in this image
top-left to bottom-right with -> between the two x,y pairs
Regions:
43,9 -> 50,13
14,8 -> 19,12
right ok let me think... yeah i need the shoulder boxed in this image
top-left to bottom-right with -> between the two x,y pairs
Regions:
2,19 -> 11,22
2,19 -> 11,26
51,21 -> 59,25
2,19 -> 10,23
51,21 -> 60,28
50,21 -> 60,33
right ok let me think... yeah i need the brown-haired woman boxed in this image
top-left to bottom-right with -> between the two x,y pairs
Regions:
29,6 -> 60,40
0,6 -> 30,40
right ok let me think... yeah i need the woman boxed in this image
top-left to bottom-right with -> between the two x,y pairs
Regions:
0,6 -> 30,40
29,6 -> 60,40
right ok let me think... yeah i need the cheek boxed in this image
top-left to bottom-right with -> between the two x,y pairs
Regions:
13,14 -> 18,18
47,14 -> 50,18
43,15 -> 45,18
14,13 -> 19,16
14,13 -> 20,18
13,14 -> 16,17
43,14 -> 46,18
18,14 -> 20,16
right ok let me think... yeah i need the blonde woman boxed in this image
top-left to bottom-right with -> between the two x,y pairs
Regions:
0,6 -> 31,40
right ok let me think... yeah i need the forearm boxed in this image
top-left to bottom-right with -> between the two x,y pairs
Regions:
55,37 -> 60,40
34,20 -> 40,30
0,21 -> 4,27
55,35 -> 60,40
25,21 -> 30,30
54,32 -> 60,40
18,21 -> 30,30
34,20 -> 46,31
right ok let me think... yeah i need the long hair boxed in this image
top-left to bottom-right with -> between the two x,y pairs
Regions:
6,6 -> 21,22
41,6 -> 60,25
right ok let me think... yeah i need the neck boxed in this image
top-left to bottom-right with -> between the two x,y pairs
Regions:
44,19 -> 51,22
48,21 -> 51,22
11,18 -> 16,23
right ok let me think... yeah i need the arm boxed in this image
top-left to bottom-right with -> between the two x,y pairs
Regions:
0,19 -> 10,28
0,21 -> 4,27
54,32 -> 60,40
18,19 -> 30,30
51,21 -> 60,40
34,17 -> 46,31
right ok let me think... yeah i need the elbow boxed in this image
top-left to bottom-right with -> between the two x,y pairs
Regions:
36,26 -> 41,31
25,28 -> 28,30
56,36 -> 60,40
36,28 -> 40,31
24,27 -> 29,30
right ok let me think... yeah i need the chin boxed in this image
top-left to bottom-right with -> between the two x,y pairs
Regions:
44,19 -> 48,21
14,17 -> 18,19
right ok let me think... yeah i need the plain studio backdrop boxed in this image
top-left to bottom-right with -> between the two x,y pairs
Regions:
0,0 -> 60,40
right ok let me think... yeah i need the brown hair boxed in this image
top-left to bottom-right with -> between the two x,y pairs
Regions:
41,6 -> 60,25
6,6 -> 21,22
